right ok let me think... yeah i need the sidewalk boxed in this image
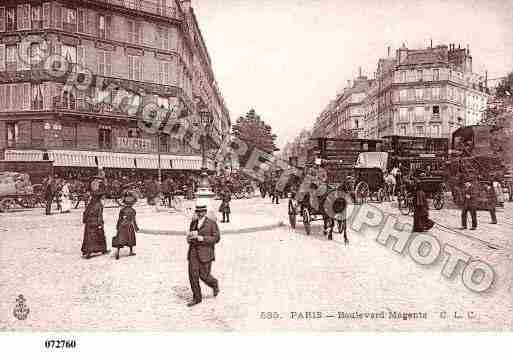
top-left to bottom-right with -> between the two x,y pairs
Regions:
137,197 -> 286,235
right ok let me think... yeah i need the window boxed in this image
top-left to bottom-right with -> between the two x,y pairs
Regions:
127,0 -> 142,11
61,45 -> 77,72
432,87 -> 440,99
417,70 -> 423,81
127,20 -> 140,44
432,124 -> 441,137
97,50 -> 112,76
62,90 -> 76,110
63,7 -> 76,32
0,8 -> 5,32
128,55 -> 142,81
158,27 -> 170,50
399,89 -> 407,101
99,125 -> 112,149
29,42 -> 42,67
31,83 -> 44,110
416,126 -> 424,136
407,107 -> 414,122
415,106 -> 424,121
400,125 -> 407,136
448,86 -> 453,100
62,122 -> 77,148
6,7 -> 16,31
158,61 -> 171,84
77,8 -> 86,33
31,5 -> 42,29
31,121 -> 44,147
407,88 -> 414,101
415,88 -> 423,100
6,45 -> 17,71
6,122 -> 18,147
17,4 -> 30,30
433,69 -> 439,81
98,15 -> 111,39
159,133 -> 169,152
399,107 -> 408,121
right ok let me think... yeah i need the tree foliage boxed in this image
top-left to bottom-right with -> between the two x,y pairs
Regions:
231,109 -> 279,167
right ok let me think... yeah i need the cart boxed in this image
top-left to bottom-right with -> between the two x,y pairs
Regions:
352,152 -> 389,204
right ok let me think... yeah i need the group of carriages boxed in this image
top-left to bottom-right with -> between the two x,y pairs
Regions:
285,127 -> 511,237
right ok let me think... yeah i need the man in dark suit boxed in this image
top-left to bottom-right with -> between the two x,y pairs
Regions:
186,199 -> 221,307
461,181 -> 478,230
43,175 -> 55,215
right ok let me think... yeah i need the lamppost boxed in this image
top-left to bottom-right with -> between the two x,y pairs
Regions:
195,108 -> 215,201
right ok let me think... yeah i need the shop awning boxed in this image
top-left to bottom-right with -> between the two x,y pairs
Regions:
48,150 -> 97,167
97,153 -> 135,169
4,150 -> 44,162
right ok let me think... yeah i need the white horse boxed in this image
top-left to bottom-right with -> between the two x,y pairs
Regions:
383,172 -> 397,201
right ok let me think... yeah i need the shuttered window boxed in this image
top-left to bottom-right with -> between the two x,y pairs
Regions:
31,121 -> 44,147
17,4 -> 31,30
52,3 -> 62,29
0,7 -> 5,32
77,8 -> 85,33
42,3 -> 50,28
0,44 -> 5,71
97,50 -> 112,76
128,55 -> 142,81
0,85 -> 6,109
6,7 -> 16,31
159,61 -> 171,85
127,20 -> 141,44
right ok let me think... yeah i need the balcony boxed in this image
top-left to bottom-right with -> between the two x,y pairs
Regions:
53,97 -> 129,116
92,0 -> 183,21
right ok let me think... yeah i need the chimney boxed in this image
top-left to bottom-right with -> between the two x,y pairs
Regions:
359,66 -> 362,78
485,70 -> 488,88
387,46 -> 391,57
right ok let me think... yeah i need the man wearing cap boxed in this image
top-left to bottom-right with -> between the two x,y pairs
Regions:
186,198 -> 221,307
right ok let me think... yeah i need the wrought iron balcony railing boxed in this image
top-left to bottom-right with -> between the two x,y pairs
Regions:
92,0 -> 183,21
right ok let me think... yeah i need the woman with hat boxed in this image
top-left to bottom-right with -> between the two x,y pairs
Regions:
81,189 -> 109,259
112,191 -> 139,260
218,187 -> 231,223
412,179 -> 434,232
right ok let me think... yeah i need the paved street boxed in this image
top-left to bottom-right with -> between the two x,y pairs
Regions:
1,196 -> 512,331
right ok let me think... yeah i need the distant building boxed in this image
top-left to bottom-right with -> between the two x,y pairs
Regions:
312,70 -> 371,139
362,43 -> 489,139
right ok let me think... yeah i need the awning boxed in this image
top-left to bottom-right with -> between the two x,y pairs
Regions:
48,150 -> 96,167
4,150 -> 44,162
3,150 -> 204,170
355,152 -> 388,172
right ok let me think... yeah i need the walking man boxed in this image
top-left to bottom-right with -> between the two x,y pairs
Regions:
485,182 -> 498,224
461,181 -> 477,230
219,187 -> 231,223
186,199 -> 220,307
43,175 -> 55,215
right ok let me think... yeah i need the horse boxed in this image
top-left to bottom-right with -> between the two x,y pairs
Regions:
383,172 -> 397,201
297,184 -> 349,244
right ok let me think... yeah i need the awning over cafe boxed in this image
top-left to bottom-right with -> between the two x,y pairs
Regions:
4,150 -> 44,162
3,150 -> 206,170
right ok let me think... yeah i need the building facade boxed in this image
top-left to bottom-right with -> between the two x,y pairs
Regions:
362,43 -> 489,139
312,71 -> 371,139
0,0 -> 230,176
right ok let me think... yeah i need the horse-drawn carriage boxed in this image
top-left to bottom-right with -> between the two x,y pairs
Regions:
0,172 -> 41,212
352,152 -> 390,204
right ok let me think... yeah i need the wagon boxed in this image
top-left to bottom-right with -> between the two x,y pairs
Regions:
397,175 -> 445,215
352,152 -> 389,204
0,172 -> 41,212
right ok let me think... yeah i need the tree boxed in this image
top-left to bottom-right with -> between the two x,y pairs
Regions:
231,109 -> 279,167
481,71 -> 513,127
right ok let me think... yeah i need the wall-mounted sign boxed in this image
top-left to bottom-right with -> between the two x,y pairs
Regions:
116,137 -> 154,152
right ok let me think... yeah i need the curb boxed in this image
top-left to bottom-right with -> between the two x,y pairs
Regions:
139,221 -> 285,236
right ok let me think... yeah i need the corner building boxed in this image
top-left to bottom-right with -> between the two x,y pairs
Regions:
0,0 -> 230,176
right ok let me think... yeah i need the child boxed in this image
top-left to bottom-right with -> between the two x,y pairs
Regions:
112,192 -> 139,260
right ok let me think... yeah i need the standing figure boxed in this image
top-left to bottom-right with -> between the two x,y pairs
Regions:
412,180 -> 434,232
43,175 -> 55,215
219,188 -> 231,223
186,199 -> 221,307
60,179 -> 72,213
485,183 -> 498,224
493,180 -> 504,208
112,192 -> 139,260
461,181 -> 478,230
271,180 -> 280,204
81,192 -> 109,259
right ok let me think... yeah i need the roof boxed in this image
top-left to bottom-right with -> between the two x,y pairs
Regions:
402,48 -> 447,65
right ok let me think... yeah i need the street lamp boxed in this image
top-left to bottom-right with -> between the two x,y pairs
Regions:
195,108 -> 215,202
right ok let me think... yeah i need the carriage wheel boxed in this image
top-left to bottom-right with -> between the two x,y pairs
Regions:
355,182 -> 369,204
16,197 -> 35,208
289,214 -> 296,229
433,192 -> 444,210
377,188 -> 385,203
302,207 -> 311,235
0,198 -> 17,213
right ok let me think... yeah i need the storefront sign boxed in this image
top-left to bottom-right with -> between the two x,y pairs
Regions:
116,137 -> 154,151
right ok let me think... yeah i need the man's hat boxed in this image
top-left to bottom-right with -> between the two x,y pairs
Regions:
195,197 -> 208,213
122,191 -> 138,206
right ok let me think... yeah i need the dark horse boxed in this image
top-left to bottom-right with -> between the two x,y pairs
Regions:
297,183 -> 350,244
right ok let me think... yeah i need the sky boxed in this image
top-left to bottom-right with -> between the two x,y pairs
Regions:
193,0 -> 513,148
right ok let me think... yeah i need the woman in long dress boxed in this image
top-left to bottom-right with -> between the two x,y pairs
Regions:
412,181 -> 434,232
60,180 -> 72,213
81,193 -> 109,259
112,192 -> 139,260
